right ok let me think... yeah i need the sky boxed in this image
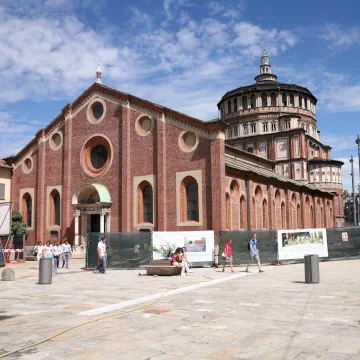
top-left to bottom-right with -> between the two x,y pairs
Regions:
0,0 -> 359,190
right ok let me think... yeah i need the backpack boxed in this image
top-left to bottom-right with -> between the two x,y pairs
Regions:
247,241 -> 251,251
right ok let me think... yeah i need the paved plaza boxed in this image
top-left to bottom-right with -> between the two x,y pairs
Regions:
0,259 -> 359,359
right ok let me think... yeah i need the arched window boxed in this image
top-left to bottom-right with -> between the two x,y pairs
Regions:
270,92 -> 277,106
281,202 -> 286,229
233,98 -> 237,112
250,94 -> 256,108
180,177 -> 198,222
291,194 -> 297,229
299,96 -> 303,108
240,196 -> 246,229
282,93 -> 287,107
226,193 -> 231,229
305,98 -> 308,110
22,193 -> 32,227
49,189 -> 61,226
297,204 -> 301,229
227,100 -> 231,114
263,199 -> 267,229
137,181 -> 153,224
242,96 -> 248,110
289,94 -> 294,107
261,93 -> 267,107
310,205 -> 314,228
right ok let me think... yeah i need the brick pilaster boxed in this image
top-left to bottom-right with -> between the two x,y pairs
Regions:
36,129 -> 46,243
62,106 -> 73,243
121,102 -> 131,231
210,137 -> 226,245
267,184 -> 273,229
156,114 -> 167,231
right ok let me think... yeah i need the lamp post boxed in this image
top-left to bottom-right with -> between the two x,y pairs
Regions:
350,156 -> 357,226
356,135 -> 360,225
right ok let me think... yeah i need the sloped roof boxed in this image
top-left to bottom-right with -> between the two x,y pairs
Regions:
225,153 -> 333,196
0,158 -> 11,169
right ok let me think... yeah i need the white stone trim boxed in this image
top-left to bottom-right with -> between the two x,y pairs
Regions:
178,130 -> 199,153
133,175 -> 156,228
176,170 -> 203,226
86,97 -> 107,124
22,156 -> 34,174
19,188 -> 35,231
46,185 -> 63,230
49,131 -> 63,151
135,114 -> 154,137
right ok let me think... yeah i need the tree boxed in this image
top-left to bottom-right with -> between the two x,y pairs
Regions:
343,190 -> 350,197
11,210 -> 28,236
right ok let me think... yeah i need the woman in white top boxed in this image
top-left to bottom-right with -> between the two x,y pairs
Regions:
34,241 -> 44,270
53,241 -> 62,268
43,241 -> 53,259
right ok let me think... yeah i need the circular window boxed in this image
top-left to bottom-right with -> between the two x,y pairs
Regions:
92,102 -> 104,120
179,131 -> 199,153
230,180 -> 240,202
87,98 -> 106,124
91,145 -> 108,169
49,131 -> 63,151
80,135 -> 113,178
23,157 -> 33,174
135,115 -> 153,136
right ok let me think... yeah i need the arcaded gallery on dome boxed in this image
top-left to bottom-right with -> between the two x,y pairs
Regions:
4,53 -> 344,248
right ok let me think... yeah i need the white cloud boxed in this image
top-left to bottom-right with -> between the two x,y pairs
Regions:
321,134 -> 358,152
336,157 -> 359,192
319,24 -> 360,50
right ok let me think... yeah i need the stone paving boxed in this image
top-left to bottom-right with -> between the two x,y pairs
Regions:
0,259 -> 359,359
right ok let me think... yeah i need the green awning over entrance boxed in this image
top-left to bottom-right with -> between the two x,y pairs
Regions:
91,183 -> 112,203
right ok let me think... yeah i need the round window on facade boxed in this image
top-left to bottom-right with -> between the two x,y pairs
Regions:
135,115 -> 153,136
87,98 -> 106,124
23,157 -> 33,174
92,102 -> 104,120
80,135 -> 113,178
179,131 -> 199,153
230,180 -> 240,202
49,131 -> 63,151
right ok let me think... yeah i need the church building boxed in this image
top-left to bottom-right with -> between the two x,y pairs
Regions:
5,55 -> 344,249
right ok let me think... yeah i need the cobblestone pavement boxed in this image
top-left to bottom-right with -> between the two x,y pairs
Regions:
0,259 -> 359,360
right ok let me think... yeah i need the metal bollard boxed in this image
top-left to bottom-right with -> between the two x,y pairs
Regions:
304,254 -> 319,284
39,258 -> 52,284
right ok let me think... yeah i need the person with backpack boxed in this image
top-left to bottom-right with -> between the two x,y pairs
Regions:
246,233 -> 264,273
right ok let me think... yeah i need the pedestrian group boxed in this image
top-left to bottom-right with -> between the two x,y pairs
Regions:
33,239 -> 72,270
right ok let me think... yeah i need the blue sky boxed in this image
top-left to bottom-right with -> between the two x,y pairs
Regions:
0,0 -> 359,190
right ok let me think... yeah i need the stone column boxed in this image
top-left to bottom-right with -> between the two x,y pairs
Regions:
74,209 -> 81,247
100,209 -> 106,233
106,211 -> 111,233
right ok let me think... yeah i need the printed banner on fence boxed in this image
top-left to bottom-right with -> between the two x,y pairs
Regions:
0,203 -> 11,236
277,228 -> 328,260
152,231 -> 214,262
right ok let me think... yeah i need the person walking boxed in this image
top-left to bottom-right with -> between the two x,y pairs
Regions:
97,236 -> 107,274
34,241 -> 44,270
53,241 -> 62,268
44,241 -> 53,259
222,239 -> 235,273
62,240 -> 72,269
246,233 -> 264,273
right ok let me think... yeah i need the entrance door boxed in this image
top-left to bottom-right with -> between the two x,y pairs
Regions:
91,214 -> 101,233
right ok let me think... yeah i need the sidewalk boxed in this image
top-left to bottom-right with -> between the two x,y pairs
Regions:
1,260 -> 359,359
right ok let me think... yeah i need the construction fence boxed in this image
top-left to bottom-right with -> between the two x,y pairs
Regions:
86,227 -> 360,269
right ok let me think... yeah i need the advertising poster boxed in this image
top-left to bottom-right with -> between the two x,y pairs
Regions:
0,203 -> 11,236
152,231 -> 214,263
277,228 -> 328,260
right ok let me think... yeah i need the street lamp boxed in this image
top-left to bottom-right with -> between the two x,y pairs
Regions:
350,156 -> 357,226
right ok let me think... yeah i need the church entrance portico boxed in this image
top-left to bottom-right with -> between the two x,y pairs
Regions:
72,184 -> 112,253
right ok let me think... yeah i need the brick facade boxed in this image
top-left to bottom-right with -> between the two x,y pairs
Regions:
6,81 -> 341,247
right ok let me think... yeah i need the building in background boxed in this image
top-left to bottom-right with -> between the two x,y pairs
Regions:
4,55 -> 344,247
0,159 -> 12,204
218,50 -> 344,228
